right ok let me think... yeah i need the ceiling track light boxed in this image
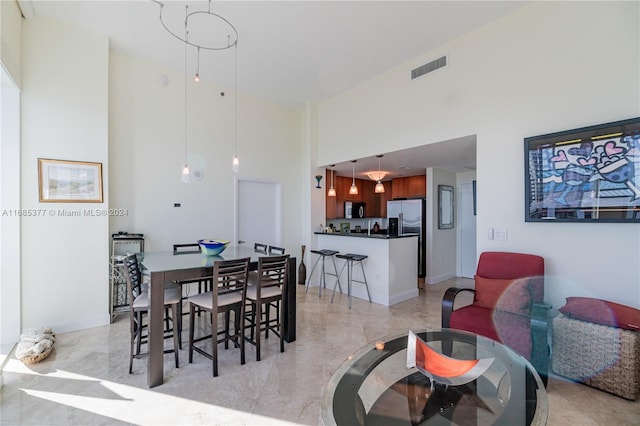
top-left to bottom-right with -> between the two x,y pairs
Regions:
349,160 -> 359,195
328,165 -> 336,197
153,0 -> 239,178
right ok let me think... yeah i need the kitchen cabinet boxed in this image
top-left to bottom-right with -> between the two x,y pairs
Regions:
326,172 -> 386,218
377,180 -> 393,217
361,180 -> 376,216
391,175 -> 426,199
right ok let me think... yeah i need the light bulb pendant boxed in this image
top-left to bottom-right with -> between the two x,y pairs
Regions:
328,166 -> 336,196
181,163 -> 190,183
194,73 -> 200,82
375,181 -> 385,193
232,155 -> 240,173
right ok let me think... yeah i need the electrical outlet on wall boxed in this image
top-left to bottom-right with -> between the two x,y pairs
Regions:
495,229 -> 508,241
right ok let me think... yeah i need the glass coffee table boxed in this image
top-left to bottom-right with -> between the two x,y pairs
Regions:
321,329 -> 547,425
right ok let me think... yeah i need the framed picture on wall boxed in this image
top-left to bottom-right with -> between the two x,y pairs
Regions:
438,185 -> 454,229
38,158 -> 103,203
524,117 -> 640,222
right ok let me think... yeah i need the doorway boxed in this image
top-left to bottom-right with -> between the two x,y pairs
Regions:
459,182 -> 477,278
235,178 -> 282,249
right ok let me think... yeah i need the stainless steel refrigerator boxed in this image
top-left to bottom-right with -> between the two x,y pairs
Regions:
387,198 -> 426,277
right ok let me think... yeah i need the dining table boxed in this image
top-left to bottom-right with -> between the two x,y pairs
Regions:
139,245 -> 297,388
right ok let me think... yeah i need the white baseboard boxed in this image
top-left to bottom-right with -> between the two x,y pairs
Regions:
40,314 -> 111,335
426,271 -> 456,285
389,288 -> 419,306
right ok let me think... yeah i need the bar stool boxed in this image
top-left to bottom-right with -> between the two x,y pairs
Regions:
306,249 -> 342,297
332,253 -> 372,309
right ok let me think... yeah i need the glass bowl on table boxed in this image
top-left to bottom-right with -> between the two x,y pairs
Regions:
198,239 -> 229,256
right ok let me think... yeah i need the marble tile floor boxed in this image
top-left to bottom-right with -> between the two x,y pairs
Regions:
1,277 -> 639,425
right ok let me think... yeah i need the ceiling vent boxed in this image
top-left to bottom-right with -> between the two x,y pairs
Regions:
411,56 -> 447,80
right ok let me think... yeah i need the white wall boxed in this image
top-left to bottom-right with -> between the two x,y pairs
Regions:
108,50 -> 304,254
0,0 -> 22,88
316,2 -> 640,310
426,168 -> 457,284
1,69 -> 22,346
21,15 -> 110,332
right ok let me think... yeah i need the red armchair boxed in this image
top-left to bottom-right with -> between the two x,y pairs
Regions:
442,251 -> 551,384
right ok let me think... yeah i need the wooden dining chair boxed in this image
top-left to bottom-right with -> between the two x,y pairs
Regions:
268,245 -> 285,255
188,257 -> 250,377
172,242 -> 212,316
254,242 -> 268,253
123,254 -> 181,374
244,255 -> 289,361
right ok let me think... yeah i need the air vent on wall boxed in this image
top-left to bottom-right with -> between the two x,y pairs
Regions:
411,56 -> 447,80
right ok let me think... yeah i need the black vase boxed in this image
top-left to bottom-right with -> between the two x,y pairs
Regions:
298,245 -> 306,285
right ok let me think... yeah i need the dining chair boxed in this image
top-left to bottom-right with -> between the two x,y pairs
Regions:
172,242 -> 212,317
268,245 -> 285,255
244,254 -> 289,361
123,254 -> 181,374
254,242 -> 268,253
188,257 -> 250,377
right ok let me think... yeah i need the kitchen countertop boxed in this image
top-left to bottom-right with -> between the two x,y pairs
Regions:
314,232 -> 418,239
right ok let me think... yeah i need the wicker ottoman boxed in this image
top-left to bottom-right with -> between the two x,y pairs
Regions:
552,314 -> 640,400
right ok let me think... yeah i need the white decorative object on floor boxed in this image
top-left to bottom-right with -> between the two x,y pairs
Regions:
15,326 -> 55,364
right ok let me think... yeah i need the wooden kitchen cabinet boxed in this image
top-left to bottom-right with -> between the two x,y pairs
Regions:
326,173 -> 384,218
391,175 -> 426,199
377,180 -> 392,217
407,175 -> 426,197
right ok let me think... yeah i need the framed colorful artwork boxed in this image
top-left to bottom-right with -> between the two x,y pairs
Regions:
524,117 -> 640,222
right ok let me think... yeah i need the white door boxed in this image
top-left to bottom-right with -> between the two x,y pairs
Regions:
236,178 -> 282,248
459,182 -> 477,278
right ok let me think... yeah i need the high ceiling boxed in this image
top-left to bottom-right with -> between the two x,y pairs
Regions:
28,0 -> 529,177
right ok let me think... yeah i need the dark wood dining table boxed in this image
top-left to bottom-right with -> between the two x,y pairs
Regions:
140,246 -> 297,388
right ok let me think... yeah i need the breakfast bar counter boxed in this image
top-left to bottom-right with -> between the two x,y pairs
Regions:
313,232 -> 418,306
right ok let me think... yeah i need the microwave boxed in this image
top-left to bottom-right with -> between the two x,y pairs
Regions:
345,202 -> 366,218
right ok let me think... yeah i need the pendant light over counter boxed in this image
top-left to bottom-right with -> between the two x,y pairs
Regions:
349,160 -> 359,195
374,155 -> 385,193
366,154 -> 387,194
327,165 -> 336,197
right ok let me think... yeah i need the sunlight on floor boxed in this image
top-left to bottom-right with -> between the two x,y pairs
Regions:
6,358 -> 298,425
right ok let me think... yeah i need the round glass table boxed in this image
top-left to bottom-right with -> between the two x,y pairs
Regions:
321,329 -> 547,425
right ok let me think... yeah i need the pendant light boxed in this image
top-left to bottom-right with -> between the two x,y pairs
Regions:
349,160 -> 358,195
181,7 -> 190,184
328,165 -> 336,197
194,46 -> 200,82
232,39 -> 240,173
375,155 -> 385,193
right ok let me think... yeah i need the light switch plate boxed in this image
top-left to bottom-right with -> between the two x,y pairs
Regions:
495,229 -> 508,241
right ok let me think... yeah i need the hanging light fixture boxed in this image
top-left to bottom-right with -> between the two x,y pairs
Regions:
328,165 -> 336,197
349,160 -> 359,195
375,155 -> 385,193
232,38 -> 240,173
194,46 -> 200,82
153,0 -> 239,179
181,6 -> 190,184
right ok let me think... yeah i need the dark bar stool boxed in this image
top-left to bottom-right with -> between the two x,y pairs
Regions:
306,249 -> 342,297
332,253 -> 372,309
